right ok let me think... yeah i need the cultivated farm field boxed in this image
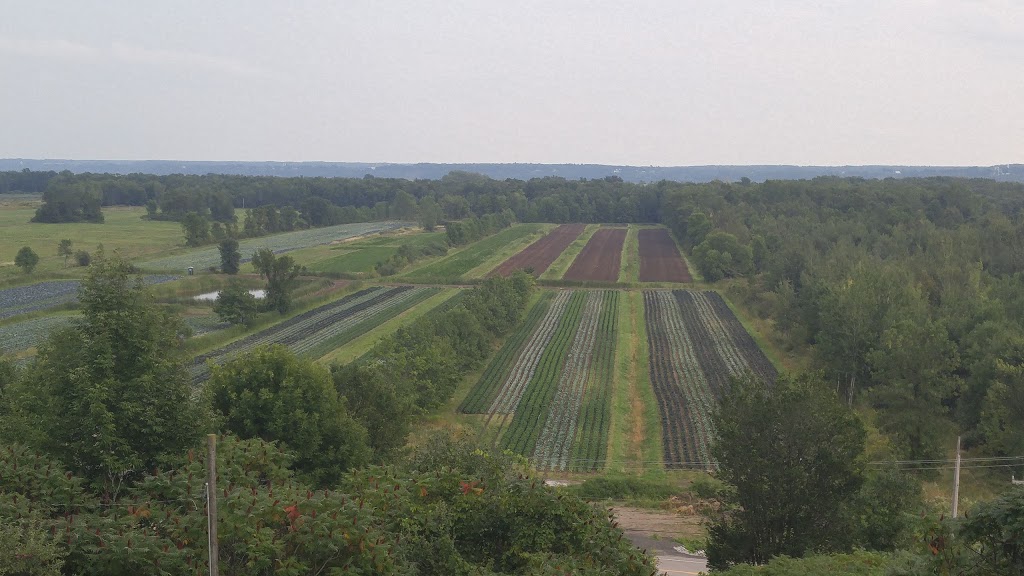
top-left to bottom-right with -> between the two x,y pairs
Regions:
562,228 -> 627,282
141,221 -> 409,272
401,224 -> 547,283
644,290 -> 776,469
457,283 -> 777,474
637,228 -> 692,282
189,285 -> 438,384
461,289 -> 618,472
488,224 -> 586,278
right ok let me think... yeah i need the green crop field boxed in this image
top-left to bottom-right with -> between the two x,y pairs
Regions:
289,230 -> 446,274
308,247 -> 399,274
401,224 -> 546,283
318,288 -> 459,365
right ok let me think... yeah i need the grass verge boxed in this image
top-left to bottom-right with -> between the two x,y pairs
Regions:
617,225 -> 640,284
540,224 -> 599,281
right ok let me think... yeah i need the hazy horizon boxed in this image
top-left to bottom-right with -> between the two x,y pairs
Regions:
2,1 -> 1022,166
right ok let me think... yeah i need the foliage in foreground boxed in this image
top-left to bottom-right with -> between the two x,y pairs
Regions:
0,433 -> 657,575
207,345 -> 371,487
334,272 -> 535,457
1,253 -> 205,492
714,551 -> 900,576
706,373 -> 922,569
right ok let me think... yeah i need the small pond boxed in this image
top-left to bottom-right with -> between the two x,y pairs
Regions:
193,289 -> 267,302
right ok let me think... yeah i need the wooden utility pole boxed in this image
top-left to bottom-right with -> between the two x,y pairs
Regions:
207,434 -> 219,576
952,436 -> 962,518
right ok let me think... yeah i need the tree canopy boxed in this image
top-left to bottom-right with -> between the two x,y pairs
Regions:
207,345 -> 371,486
707,373 -> 868,569
5,253 -> 204,490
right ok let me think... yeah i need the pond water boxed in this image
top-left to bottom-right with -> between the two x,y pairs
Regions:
193,289 -> 267,302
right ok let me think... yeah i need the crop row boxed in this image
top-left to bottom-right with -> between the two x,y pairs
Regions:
644,291 -> 715,468
189,286 -> 436,384
644,290 -> 777,469
568,290 -> 618,472
499,292 -> 586,457
458,292 -> 555,413
485,291 -> 573,414
531,290 -> 619,472
532,291 -> 603,470
0,276 -> 178,321
0,314 -> 76,354
141,221 -> 408,272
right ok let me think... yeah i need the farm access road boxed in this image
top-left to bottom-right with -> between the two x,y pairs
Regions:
614,506 -> 708,575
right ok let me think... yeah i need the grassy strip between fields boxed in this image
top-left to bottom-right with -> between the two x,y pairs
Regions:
540,224 -> 599,281
461,224 -> 555,279
617,225 -> 640,284
317,288 -> 459,365
606,290 -> 662,474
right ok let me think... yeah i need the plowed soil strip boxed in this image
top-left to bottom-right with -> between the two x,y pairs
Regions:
489,224 -> 586,277
638,228 -> 692,282
563,228 -> 627,282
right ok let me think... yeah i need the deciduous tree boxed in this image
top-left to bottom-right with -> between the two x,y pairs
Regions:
218,237 -> 241,274
57,239 -> 73,267
12,253 -> 204,491
213,281 -> 258,325
707,373 -> 866,569
252,247 -> 302,313
14,246 -> 39,273
207,346 -> 371,486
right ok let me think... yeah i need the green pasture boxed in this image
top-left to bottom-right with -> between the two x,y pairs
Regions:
289,230 -> 446,275
0,206 -> 181,282
309,247 -> 399,274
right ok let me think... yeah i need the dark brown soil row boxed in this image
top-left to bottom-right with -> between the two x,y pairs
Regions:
563,228 -> 626,282
488,224 -> 586,277
638,228 -> 692,282
643,292 -> 699,468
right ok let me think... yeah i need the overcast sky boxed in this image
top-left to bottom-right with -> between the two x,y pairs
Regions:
1,1 -> 1021,165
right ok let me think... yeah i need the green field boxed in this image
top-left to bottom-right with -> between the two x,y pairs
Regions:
308,247 -> 399,274
290,230 -> 446,275
0,206 -> 182,281
401,224 -> 546,283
